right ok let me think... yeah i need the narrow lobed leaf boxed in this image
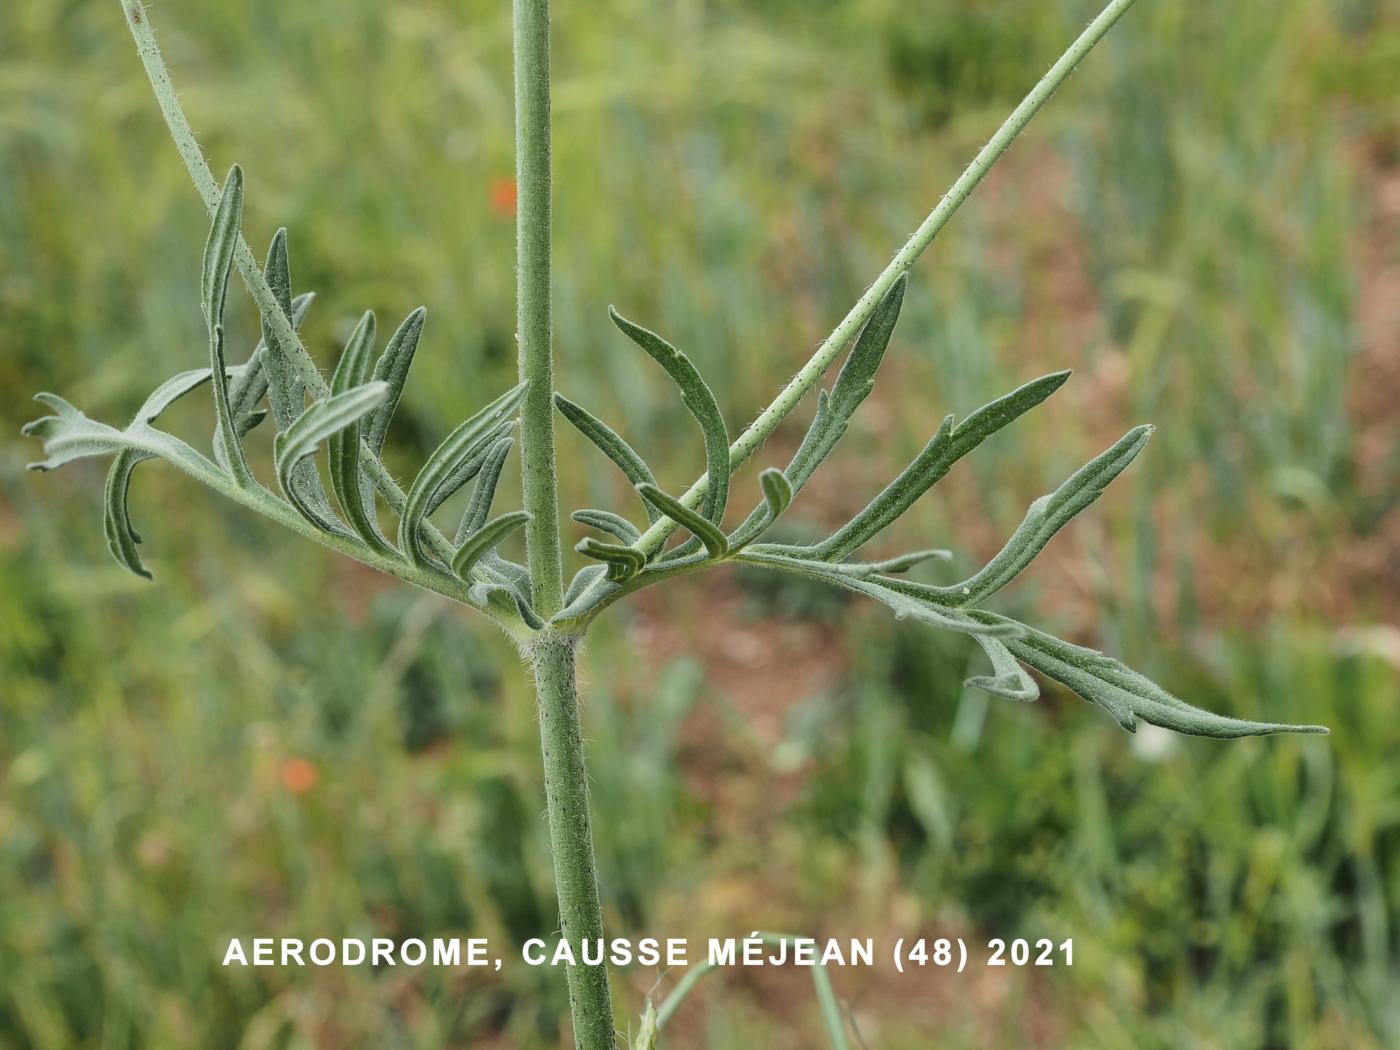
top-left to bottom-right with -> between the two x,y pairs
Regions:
812,370 -> 1072,560
949,425 -> 1153,605
398,383 -> 527,567
554,392 -> 659,523
758,468 -> 793,525
273,382 -> 389,534
365,306 -> 426,455
226,290 -> 314,438
575,537 -> 646,582
636,483 -> 728,559
571,508 -> 642,546
456,436 -> 515,544
426,420 -> 515,520
452,511 -> 530,580
202,167 -> 252,485
327,312 -> 394,554
965,635 -> 1039,702
609,308 -> 730,525
971,611 -> 1330,737
103,449 -> 153,580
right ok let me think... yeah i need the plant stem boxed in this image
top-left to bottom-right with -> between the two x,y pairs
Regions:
531,631 -> 616,1049
625,0 -> 1142,558
514,0 -> 564,618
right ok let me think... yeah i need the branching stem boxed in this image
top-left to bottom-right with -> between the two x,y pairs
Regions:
624,0 -> 1142,559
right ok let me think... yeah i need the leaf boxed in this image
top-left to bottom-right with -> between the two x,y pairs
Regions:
745,543 -> 950,578
23,394 -> 129,470
970,611 -> 1330,737
103,450 -> 153,580
398,383 -> 527,567
965,635 -> 1039,702
609,308 -> 730,525
738,548 -> 1022,638
452,511 -> 529,580
562,564 -> 609,607
456,436 -> 515,543
327,311 -> 394,553
365,306 -> 426,455
811,370 -> 1071,560
201,165 -> 243,333
273,382 -> 390,534
637,483 -> 728,559
827,274 -> 906,425
554,392 -> 659,522
203,167 -> 252,484
468,581 -> 545,630
951,426 -> 1153,605
571,508 -> 642,545
426,420 -> 514,519
226,290 -> 314,438
258,229 -> 305,431
758,468 -> 792,525
575,537 -> 646,582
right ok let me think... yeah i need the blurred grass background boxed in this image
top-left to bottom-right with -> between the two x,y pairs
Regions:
2,0 -> 1399,1046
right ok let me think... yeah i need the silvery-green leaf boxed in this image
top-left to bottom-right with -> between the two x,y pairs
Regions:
226,290 -> 314,439
562,564 -> 608,607
365,306 -> 426,455
451,511 -> 529,580
554,392 -> 659,523
456,436 -> 514,544
273,382 -> 389,534
103,449 -> 153,580
201,167 -> 252,485
827,274 -> 906,425
201,165 -> 243,333
259,229 -> 304,431
749,545 -> 953,578
811,370 -> 1072,560
636,482 -> 728,559
326,312 -> 393,553
571,508 -> 641,545
970,611 -> 1329,738
965,635 -> 1039,702
23,394 -> 129,470
575,537 -> 646,582
943,426 -> 1153,605
758,468 -> 792,524
469,581 -> 545,630
609,308 -> 730,525
737,547 -> 1021,638
426,420 -> 514,519
398,383 -> 527,567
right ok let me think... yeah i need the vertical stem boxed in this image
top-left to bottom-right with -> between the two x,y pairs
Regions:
514,0 -> 564,617
532,632 -> 616,1049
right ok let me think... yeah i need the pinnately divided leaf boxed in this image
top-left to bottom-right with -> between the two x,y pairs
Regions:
609,308 -> 730,526
554,392 -> 660,522
812,370 -> 1072,561
452,511 -> 530,580
970,611 -> 1329,737
636,483 -> 728,559
327,311 -> 394,554
398,383 -> 527,568
274,382 -> 390,535
365,306 -> 427,455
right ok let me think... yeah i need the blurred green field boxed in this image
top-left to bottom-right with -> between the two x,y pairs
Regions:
2,0 -> 1399,1047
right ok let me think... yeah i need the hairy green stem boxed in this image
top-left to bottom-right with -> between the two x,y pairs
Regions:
625,0 -> 1141,558
514,0 -> 564,617
531,632 -> 616,1049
